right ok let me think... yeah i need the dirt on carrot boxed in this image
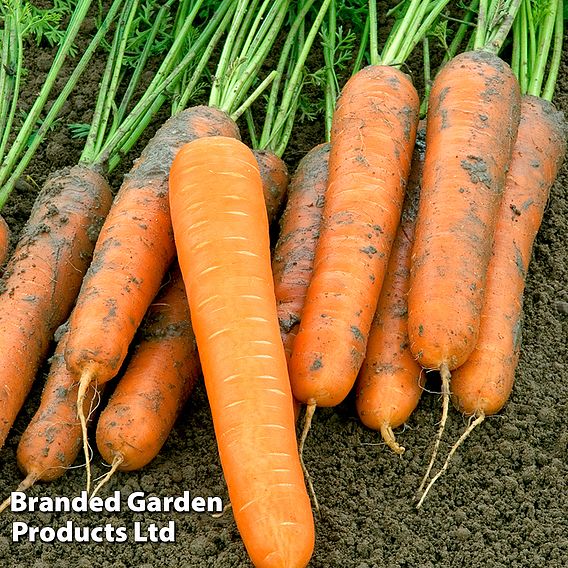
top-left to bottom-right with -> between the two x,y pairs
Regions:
0,11 -> 567,568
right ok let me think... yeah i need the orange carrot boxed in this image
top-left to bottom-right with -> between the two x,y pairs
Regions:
0,331 -> 100,512
95,264 -> 199,474
289,65 -> 419,410
272,143 -> 330,361
169,135 -> 314,568
451,96 -> 566,417
355,123 -> 426,455
408,51 -> 521,375
63,107 -> 239,491
0,215 -> 9,268
0,166 -> 112,448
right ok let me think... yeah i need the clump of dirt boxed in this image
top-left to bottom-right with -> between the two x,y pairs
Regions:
1,5 -> 567,568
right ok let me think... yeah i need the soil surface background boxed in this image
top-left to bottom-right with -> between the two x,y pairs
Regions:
1,4 -> 567,568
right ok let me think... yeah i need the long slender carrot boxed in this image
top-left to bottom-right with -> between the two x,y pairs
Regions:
355,122 -> 426,455
0,166 -> 112,448
409,0 -> 524,496
451,95 -> 566,418
0,215 -> 8,267
169,135 -> 314,568
0,331 -> 100,512
272,143 -> 330,361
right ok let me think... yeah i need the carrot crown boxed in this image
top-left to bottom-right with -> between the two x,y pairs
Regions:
511,0 -> 564,100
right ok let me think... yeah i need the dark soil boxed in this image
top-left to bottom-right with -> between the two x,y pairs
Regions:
1,6 -> 568,568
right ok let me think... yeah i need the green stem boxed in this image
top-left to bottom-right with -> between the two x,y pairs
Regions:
208,0 -> 250,108
352,14 -> 370,74
323,0 -> 337,142
259,0 -> 314,148
0,0 -> 95,192
484,0 -> 522,54
518,0 -> 529,94
419,35 -> 430,117
527,0 -> 557,96
0,0 -> 124,209
475,0 -> 488,50
232,69 -> 278,121
369,0 -> 379,65
442,0 -> 479,64
95,0 -> 232,168
542,0 -> 563,101
245,108 -> 258,149
80,0 -> 138,164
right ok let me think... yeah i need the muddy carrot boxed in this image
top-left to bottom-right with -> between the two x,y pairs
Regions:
95,265 -> 199,476
272,143 -> 330,361
0,166 -> 112,448
0,331 -> 100,512
355,123 -> 427,455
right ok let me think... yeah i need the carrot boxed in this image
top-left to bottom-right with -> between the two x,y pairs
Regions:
169,135 -> 314,568
416,0 -> 567,506
272,143 -> 330,361
0,215 -> 9,267
0,166 -> 112,448
0,331 -> 100,512
408,1 -> 524,495
355,123 -> 427,455
95,265 -> 199,476
289,65 -> 419,409
451,97 -> 566,417
254,150 -> 289,227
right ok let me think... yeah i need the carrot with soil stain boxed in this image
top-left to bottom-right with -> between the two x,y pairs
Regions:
272,143 -> 330,361
94,264 -> 199,480
169,135 -> 314,568
0,331 -> 100,512
409,2 -> 523,495
417,0 -> 567,506
0,166 -> 112,449
355,123 -> 426,455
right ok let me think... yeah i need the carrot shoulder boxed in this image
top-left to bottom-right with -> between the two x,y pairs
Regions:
0,166 -> 112,447
451,95 -> 567,416
169,135 -> 314,568
290,65 -> 419,408
408,50 -> 521,373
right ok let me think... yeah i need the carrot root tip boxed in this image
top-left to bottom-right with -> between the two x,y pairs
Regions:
298,402 -> 320,514
90,454 -> 123,499
380,424 -> 405,455
416,412 -> 485,509
77,370 -> 95,494
0,474 -> 38,514
417,363 -> 451,496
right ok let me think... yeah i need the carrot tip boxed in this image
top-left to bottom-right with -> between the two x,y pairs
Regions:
90,454 -> 123,499
380,424 -> 405,455
0,474 -> 38,514
417,365 -> 451,496
298,403 -> 320,514
77,369 -> 95,494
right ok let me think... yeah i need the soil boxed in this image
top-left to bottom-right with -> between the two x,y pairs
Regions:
1,5 -> 568,568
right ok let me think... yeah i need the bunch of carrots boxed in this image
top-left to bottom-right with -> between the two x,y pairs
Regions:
0,0 -> 566,566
